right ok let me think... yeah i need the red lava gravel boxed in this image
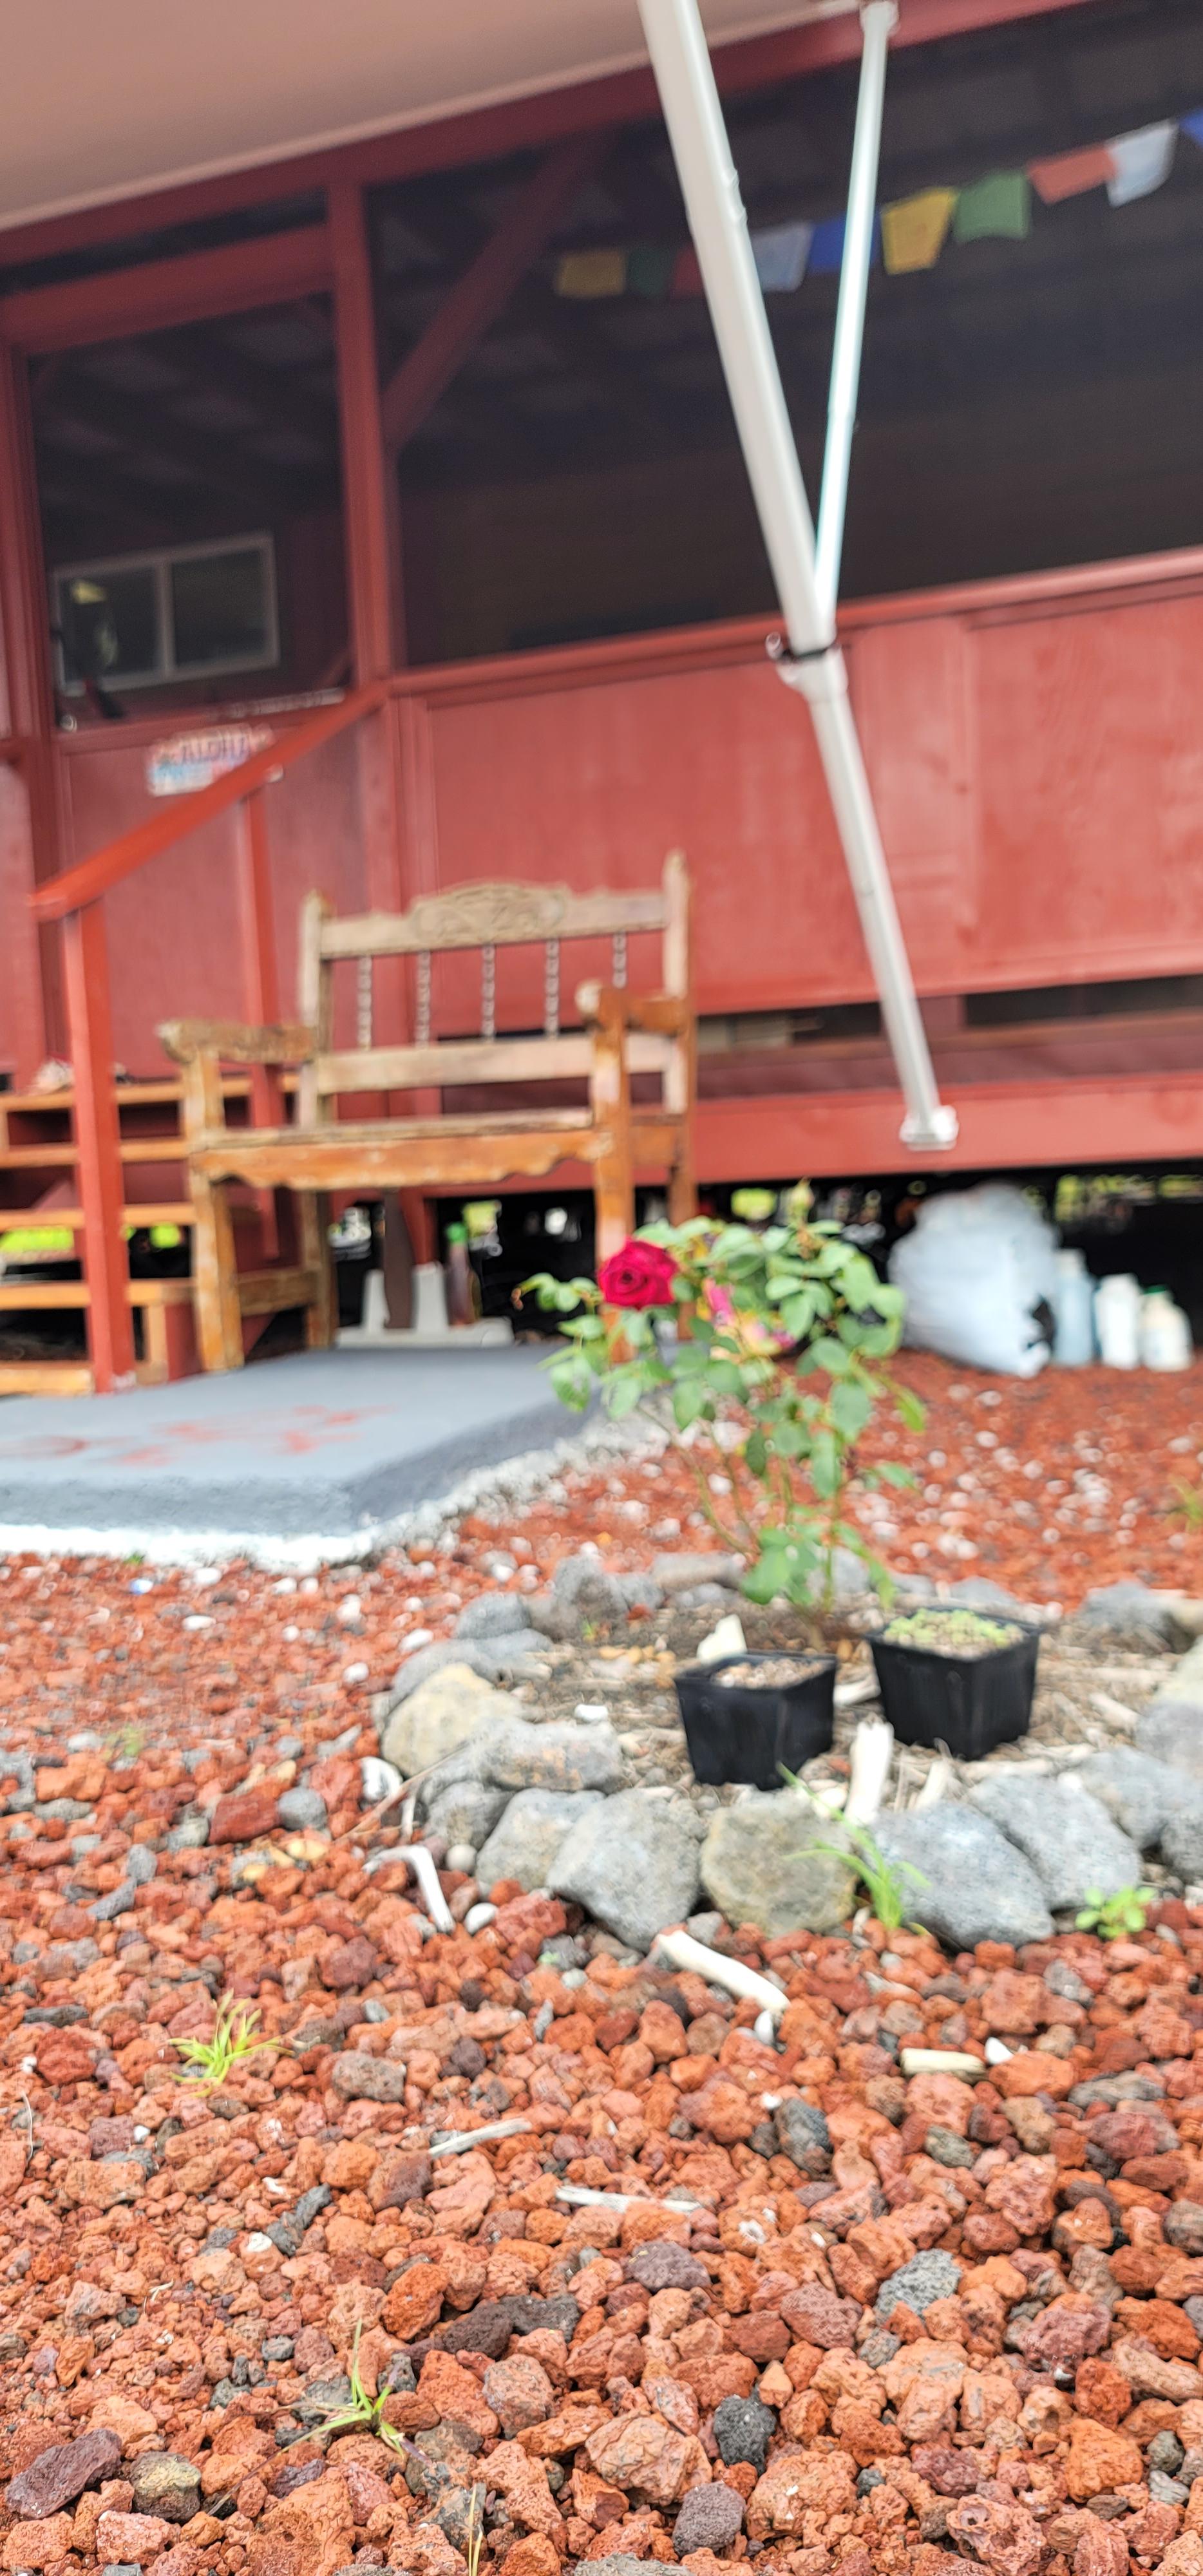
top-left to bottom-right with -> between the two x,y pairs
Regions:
0,1356 -> 1201,2576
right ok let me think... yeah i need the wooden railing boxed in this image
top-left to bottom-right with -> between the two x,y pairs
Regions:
27,681 -> 390,1390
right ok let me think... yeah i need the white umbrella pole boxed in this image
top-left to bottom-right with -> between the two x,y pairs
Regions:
815,0 -> 896,623
636,0 -> 957,1151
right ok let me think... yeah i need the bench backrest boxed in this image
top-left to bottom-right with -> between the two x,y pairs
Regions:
298,851 -> 690,1109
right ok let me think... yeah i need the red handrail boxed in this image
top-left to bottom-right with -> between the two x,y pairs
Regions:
30,678 -> 389,923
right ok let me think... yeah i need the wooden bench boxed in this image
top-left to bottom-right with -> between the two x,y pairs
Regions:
160,854 -> 694,1372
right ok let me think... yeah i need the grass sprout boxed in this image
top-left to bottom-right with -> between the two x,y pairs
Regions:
815,1820 -> 929,1936
316,2324 -> 406,2454
171,1994 -> 275,2089
1075,1885 -> 1156,1940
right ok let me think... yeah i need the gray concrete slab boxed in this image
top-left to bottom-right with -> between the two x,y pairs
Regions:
0,1349 -> 573,1564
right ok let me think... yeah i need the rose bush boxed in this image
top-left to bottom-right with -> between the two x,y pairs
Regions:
522,1184 -> 921,1607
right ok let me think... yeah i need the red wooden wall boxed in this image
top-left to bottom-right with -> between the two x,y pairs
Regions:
50,546 -> 1203,1082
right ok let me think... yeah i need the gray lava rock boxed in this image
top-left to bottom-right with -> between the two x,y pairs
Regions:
384,1638 -> 538,1715
482,1718 -> 627,1795
969,1773 -> 1141,1912
1161,1792 -> 1203,1884
124,1844 -> 156,1887
945,1577 -> 1041,1620
1137,1641 -> 1203,1777
7,2429 -> 122,2519
876,2249 -> 962,2320
774,2097 -> 832,2175
1077,1749 -> 1181,1850
130,2454 -> 201,2524
453,1593 -> 534,1642
926,2125 -> 974,2169
713,2394 -> 776,2472
673,2486 -> 744,2557
549,1787 -> 700,1953
424,1780 -> 509,1852
574,2559 -> 656,2576
382,1666 -> 526,1775
476,1788 -> 603,1893
626,2241 -> 709,2292
277,1786 -> 328,1833
652,1551 -> 746,1595
870,1805 -> 1052,1950
167,1810 -> 209,1850
1078,1582 -> 1189,1644
328,2050 -> 408,2103
700,1788 -> 856,1937
91,1882 -> 137,1922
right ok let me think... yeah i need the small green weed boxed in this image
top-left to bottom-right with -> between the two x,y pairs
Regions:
316,2325 -> 406,2454
171,1994 -> 275,2089
1170,1479 -> 1203,1530
779,1768 -> 927,1933
108,1723 -> 147,1763
1075,1885 -> 1155,1940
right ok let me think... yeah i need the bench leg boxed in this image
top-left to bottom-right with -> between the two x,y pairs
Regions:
191,1177 -> 244,1372
668,1128 -> 696,1226
299,1192 -> 337,1349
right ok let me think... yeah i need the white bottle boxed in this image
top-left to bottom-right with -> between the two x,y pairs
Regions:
1140,1288 -> 1192,1372
1094,1273 -> 1141,1369
1052,1248 -> 1095,1365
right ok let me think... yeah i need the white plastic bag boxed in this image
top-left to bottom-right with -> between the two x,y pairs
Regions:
888,1184 -> 1058,1378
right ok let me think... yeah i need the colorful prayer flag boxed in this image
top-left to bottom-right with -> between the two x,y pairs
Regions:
881,187 -> 958,274
1106,121 -> 1177,205
671,245 -> 705,298
1028,144 -> 1117,204
751,220 -> 813,292
627,244 -> 676,299
952,171 -> 1031,243
554,249 -> 627,300
808,211 -> 881,275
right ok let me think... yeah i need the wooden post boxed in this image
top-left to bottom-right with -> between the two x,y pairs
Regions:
234,787 -> 283,1255
62,902 -> 136,1391
0,336 -> 59,1075
329,177 -> 398,682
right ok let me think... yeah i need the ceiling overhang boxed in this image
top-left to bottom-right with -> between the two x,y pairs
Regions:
0,0 -> 858,238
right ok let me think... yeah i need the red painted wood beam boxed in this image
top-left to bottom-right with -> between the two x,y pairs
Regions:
695,1074 -> 1203,1183
62,904 -> 136,1392
0,223 -> 331,355
0,0 -> 1099,276
330,181 -> 397,678
0,337 -> 61,1072
381,133 -> 610,455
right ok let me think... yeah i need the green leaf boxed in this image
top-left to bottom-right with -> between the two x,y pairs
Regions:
672,1380 -> 710,1431
808,1334 -> 853,1379
744,1427 -> 768,1477
877,1461 -> 916,1489
605,1376 -> 646,1420
742,1553 -> 786,1605
830,1379 -> 872,1441
810,1427 -> 839,1500
706,1360 -> 746,1397
780,1289 -> 819,1340
549,1358 -> 592,1410
895,1387 -> 925,1433
838,1252 -> 882,1312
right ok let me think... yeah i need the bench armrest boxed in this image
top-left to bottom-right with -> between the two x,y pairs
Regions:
574,981 -> 690,1035
159,1018 -> 316,1067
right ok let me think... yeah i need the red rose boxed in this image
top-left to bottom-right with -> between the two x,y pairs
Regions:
598,1239 -> 678,1310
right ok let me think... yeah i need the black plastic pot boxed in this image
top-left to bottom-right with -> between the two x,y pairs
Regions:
868,1611 -> 1038,1761
674,1651 -> 837,1790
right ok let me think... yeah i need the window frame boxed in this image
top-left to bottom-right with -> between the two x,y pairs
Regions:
52,531 -> 279,694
